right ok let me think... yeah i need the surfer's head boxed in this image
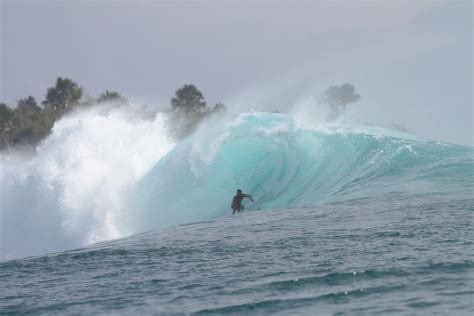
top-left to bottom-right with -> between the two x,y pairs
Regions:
236,189 -> 242,195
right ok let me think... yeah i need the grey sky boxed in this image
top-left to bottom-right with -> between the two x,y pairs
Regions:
1,0 -> 472,145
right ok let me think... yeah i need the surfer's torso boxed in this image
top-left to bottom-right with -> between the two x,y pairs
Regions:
231,194 -> 245,210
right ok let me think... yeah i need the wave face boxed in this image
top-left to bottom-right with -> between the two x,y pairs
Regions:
1,111 -> 472,260
133,112 -> 473,231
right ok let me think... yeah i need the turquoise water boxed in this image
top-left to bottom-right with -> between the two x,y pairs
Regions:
1,113 -> 473,314
134,113 -> 472,231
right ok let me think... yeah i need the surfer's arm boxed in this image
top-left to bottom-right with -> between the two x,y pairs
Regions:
243,194 -> 254,202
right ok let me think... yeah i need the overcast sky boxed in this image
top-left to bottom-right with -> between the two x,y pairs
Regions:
1,0 -> 472,145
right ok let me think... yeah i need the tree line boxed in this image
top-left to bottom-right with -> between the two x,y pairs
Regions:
0,77 -> 128,149
0,77 -> 359,150
0,78 -> 226,149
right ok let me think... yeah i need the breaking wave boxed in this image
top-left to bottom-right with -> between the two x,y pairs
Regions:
1,109 -> 472,260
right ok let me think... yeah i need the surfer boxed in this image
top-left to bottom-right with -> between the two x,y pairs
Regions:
231,189 -> 254,214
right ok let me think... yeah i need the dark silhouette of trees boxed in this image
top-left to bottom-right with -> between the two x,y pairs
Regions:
16,96 -> 41,117
166,84 -> 226,141
0,103 -> 15,148
97,90 -> 127,104
42,77 -> 83,110
171,84 -> 206,112
213,103 -> 226,112
0,78 -> 227,149
1,78 -> 84,149
321,83 -> 360,120
0,97 -> 53,147
0,103 -> 15,126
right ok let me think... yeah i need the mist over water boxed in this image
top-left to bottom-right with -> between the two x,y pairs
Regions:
1,102 -> 472,261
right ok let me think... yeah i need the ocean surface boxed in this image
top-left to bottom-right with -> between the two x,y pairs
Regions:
1,111 -> 473,314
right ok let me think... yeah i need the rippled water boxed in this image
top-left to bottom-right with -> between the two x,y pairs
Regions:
1,192 -> 472,315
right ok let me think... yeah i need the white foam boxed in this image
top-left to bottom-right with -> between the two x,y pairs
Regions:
0,104 -> 174,260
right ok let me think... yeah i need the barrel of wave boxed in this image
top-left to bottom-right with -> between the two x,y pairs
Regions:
129,112 -> 473,233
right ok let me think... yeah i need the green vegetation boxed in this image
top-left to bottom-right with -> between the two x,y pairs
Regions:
43,77 -> 83,110
1,96 -> 57,148
0,77 -> 123,150
0,78 -> 226,150
1,77 -> 360,150
166,84 -> 226,141
96,90 -> 128,105
171,84 -> 206,112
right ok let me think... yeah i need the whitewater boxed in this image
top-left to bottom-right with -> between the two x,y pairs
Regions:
1,105 -> 473,314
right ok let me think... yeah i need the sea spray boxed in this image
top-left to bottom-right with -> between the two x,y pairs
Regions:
0,105 -> 174,260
